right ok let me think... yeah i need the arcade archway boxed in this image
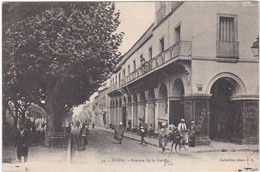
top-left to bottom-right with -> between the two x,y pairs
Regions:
209,77 -> 241,141
169,78 -> 184,126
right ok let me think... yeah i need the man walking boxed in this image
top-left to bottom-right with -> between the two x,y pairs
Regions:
16,123 -> 29,163
80,123 -> 89,151
114,122 -> 125,144
140,125 -> 148,145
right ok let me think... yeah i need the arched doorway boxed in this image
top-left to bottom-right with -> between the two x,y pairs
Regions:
148,89 -> 155,130
133,95 -> 138,129
210,78 -> 239,141
158,83 -> 168,128
122,96 -> 127,127
127,95 -> 132,130
169,78 -> 184,126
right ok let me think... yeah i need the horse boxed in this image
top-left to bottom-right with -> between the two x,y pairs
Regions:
169,130 -> 189,153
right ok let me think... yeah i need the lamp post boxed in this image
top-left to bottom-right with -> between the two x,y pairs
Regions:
251,36 -> 259,57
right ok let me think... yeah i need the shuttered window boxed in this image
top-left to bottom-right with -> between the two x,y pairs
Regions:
219,17 -> 234,41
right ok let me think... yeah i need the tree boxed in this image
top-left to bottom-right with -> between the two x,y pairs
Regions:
3,2 -> 123,145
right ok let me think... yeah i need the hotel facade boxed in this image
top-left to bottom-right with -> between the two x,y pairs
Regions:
105,2 -> 258,144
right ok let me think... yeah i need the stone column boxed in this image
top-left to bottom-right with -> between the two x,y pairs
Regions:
231,98 -> 258,144
115,104 -> 118,125
127,102 -> 132,130
132,102 -> 138,131
184,94 -> 211,145
154,100 -> 159,133
137,101 -> 146,124
146,100 -> 155,130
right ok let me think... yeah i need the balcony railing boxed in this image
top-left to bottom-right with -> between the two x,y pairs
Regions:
157,4 -> 166,23
107,83 -> 118,93
119,41 -> 192,87
216,40 -> 239,58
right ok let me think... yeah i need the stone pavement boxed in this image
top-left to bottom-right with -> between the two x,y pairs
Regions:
97,127 -> 259,153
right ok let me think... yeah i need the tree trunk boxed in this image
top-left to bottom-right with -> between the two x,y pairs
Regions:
14,117 -> 18,129
3,105 -> 7,125
53,106 -> 64,133
43,101 -> 55,146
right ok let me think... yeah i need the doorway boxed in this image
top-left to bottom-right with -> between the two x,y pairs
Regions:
210,78 -> 236,141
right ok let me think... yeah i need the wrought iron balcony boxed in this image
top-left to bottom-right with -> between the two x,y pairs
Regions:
216,40 -> 239,58
107,83 -> 119,94
157,4 -> 166,23
119,41 -> 192,87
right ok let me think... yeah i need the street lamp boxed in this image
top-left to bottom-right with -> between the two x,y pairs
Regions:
251,36 -> 259,58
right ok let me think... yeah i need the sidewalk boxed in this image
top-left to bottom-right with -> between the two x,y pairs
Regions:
2,145 -> 67,172
98,127 -> 259,153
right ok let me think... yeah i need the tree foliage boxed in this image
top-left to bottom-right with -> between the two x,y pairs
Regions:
3,2 -> 123,111
3,2 -> 123,137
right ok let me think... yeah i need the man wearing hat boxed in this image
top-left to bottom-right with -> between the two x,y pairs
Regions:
178,118 -> 187,131
140,125 -> 148,145
188,121 -> 198,147
159,122 -> 168,152
80,123 -> 89,150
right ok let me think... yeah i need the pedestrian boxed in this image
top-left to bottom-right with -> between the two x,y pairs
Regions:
159,122 -> 169,152
188,121 -> 198,147
16,123 -> 29,163
92,122 -> 95,129
140,125 -> 148,145
147,124 -> 155,138
114,122 -> 125,144
80,123 -> 89,151
177,118 -> 188,145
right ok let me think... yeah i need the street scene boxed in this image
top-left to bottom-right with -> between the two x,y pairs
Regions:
2,1 -> 259,172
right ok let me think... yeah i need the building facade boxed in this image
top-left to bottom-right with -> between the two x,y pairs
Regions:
107,2 -> 259,144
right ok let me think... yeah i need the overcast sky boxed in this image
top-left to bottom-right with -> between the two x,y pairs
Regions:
73,2 -> 155,116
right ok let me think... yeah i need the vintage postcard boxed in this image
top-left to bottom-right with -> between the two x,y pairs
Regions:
2,1 -> 259,171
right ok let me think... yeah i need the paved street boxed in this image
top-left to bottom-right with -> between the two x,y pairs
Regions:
71,128 -> 259,171
2,128 -> 258,172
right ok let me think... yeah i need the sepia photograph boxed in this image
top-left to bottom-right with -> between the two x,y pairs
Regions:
2,1 -> 259,171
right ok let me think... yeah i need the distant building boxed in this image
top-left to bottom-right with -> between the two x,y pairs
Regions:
106,2 -> 259,144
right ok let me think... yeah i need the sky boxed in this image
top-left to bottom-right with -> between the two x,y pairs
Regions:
73,2 -> 155,116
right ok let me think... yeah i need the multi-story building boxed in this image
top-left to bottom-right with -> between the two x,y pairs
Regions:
98,88 -> 111,128
107,2 -> 259,144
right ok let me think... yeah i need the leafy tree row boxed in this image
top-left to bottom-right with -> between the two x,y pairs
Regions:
3,2 -> 123,145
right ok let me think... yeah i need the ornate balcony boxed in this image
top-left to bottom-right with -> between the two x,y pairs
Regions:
107,83 -> 119,94
119,41 -> 192,87
216,40 -> 239,58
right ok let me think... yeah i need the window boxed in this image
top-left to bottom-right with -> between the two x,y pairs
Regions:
128,65 -> 130,75
160,37 -> 164,53
118,73 -> 121,85
149,47 -> 152,60
133,60 -> 136,70
157,2 -> 166,23
219,17 -> 235,41
115,76 -> 117,83
175,25 -> 181,42
216,14 -> 238,58
122,69 -> 125,77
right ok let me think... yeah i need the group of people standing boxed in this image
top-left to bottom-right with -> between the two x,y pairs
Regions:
113,118 -> 199,150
